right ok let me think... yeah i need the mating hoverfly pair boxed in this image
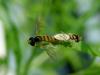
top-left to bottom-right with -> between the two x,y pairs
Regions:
28,17 -> 80,60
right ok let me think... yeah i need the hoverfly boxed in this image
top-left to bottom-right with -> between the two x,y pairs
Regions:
28,33 -> 80,46
28,16 -> 80,60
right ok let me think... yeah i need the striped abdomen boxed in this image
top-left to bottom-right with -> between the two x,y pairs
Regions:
35,35 -> 57,42
69,34 -> 80,42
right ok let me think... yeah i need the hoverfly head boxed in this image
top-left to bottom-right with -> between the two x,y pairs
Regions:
28,37 -> 36,46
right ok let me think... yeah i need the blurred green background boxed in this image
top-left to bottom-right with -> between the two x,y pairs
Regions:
0,0 -> 100,75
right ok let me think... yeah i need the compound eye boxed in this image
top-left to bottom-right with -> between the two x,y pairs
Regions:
29,37 -> 34,40
28,37 -> 35,46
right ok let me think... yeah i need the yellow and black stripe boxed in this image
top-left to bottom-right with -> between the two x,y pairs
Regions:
35,35 -> 57,42
69,34 -> 80,42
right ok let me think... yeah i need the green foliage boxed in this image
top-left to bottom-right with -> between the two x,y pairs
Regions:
0,0 -> 100,75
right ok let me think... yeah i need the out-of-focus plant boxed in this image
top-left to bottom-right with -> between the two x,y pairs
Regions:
0,0 -> 100,75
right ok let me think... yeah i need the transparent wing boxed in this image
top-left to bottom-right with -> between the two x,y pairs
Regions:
34,16 -> 41,36
46,46 -> 57,61
41,43 -> 58,61
34,17 -> 57,61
